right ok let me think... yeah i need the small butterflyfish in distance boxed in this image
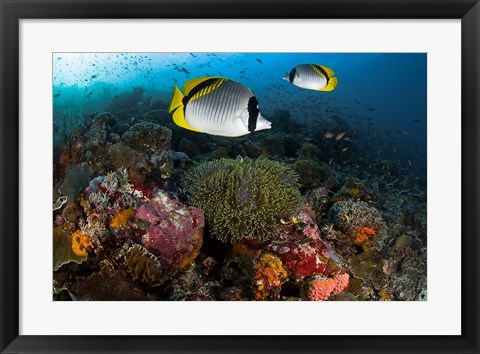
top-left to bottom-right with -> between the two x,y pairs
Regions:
169,77 -> 271,137
283,64 -> 338,91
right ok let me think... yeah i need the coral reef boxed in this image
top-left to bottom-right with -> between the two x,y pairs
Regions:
52,80 -> 427,302
183,158 -> 301,243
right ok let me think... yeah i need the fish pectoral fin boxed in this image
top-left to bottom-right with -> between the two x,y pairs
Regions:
183,77 -> 220,95
169,86 -> 184,112
172,108 -> 203,132
235,110 -> 249,131
320,65 -> 335,77
319,76 -> 339,91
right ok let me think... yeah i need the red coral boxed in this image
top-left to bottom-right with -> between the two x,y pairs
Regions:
268,242 -> 328,278
265,208 -> 343,279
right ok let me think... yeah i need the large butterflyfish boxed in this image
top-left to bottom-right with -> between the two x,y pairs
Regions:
169,77 -> 271,137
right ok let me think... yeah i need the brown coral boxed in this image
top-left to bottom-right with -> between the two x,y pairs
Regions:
124,244 -> 165,286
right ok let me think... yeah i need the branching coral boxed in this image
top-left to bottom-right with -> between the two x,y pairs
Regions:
329,200 -> 386,243
122,122 -> 172,154
183,158 -> 301,243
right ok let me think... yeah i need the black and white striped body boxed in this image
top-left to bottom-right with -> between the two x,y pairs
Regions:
185,79 -> 253,137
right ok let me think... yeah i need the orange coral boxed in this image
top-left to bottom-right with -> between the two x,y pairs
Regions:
252,253 -> 288,300
354,226 -> 376,245
71,230 -> 92,257
110,208 -> 135,228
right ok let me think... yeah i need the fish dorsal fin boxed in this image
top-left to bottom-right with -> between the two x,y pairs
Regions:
172,106 -> 203,132
183,77 -> 221,95
319,65 -> 335,77
318,76 -> 339,91
188,78 -> 226,104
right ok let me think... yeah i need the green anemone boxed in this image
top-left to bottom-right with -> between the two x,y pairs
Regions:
183,158 -> 301,243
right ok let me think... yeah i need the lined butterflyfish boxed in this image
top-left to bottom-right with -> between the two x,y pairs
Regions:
169,77 -> 271,137
283,64 -> 338,91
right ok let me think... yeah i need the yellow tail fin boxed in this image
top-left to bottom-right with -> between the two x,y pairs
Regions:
320,77 -> 339,91
169,86 -> 184,112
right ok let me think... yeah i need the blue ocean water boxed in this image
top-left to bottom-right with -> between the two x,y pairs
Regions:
53,52 -> 426,178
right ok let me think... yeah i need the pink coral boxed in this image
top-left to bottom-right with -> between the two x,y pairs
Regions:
308,278 -> 336,301
135,190 -> 204,267
308,273 -> 350,301
331,273 -> 349,295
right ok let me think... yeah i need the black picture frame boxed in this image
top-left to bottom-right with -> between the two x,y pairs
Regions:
1,1 -> 479,353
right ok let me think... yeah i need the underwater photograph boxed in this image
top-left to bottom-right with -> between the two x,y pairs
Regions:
52,52 -> 427,301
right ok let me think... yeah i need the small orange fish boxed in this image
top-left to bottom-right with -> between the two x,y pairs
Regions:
342,147 -> 349,152
336,132 -> 346,140
324,132 -> 334,139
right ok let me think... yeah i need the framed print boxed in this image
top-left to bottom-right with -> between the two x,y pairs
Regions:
1,0 -> 479,353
